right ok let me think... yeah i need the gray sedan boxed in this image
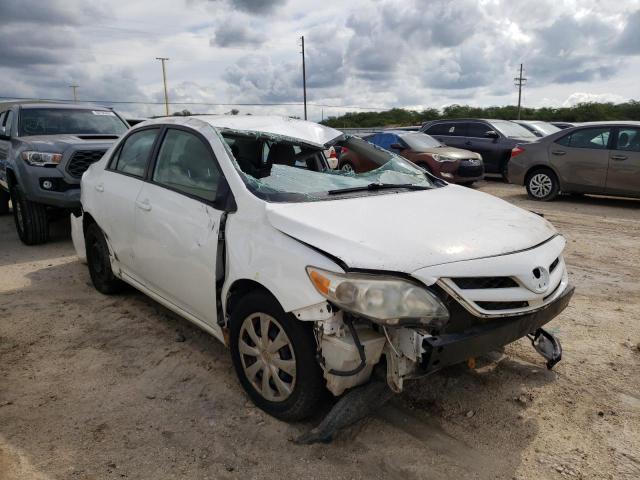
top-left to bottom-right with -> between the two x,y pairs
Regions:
508,121 -> 640,201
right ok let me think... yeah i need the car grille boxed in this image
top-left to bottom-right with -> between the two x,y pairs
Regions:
452,277 -> 518,289
66,150 -> 106,179
439,255 -> 568,317
457,160 -> 484,178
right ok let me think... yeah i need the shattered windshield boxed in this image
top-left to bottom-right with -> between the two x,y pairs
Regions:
220,132 -> 441,202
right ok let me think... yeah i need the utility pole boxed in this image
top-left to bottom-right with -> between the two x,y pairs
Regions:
514,63 -> 527,120
69,85 -> 79,102
300,36 -> 307,120
155,57 -> 170,116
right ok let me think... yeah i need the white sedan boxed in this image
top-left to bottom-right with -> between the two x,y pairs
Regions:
72,115 -> 573,420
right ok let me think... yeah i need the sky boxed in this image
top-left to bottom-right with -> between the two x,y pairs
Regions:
1,0 -> 639,121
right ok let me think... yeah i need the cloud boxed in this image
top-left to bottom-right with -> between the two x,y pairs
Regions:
206,0 -> 287,14
210,17 -> 266,47
0,0 -> 104,24
562,92 -> 627,107
613,10 -> 640,55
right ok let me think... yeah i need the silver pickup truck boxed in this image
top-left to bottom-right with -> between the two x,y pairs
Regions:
0,102 -> 129,244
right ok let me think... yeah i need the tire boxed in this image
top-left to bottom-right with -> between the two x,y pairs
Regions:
229,291 -> 325,421
85,223 -> 125,294
339,161 -> 355,173
0,189 -> 9,215
10,185 -> 49,245
526,169 -> 560,201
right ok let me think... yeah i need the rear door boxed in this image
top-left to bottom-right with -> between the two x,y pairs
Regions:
606,127 -> 640,196
133,126 -> 229,328
465,122 -> 502,172
549,126 -> 612,193
97,127 -> 160,273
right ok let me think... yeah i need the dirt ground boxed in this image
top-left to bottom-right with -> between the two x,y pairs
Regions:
1,182 -> 639,480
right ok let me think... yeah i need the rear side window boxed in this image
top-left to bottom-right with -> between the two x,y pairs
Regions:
114,128 -> 159,177
153,129 -> 222,202
555,127 -> 611,150
425,122 -> 460,136
467,122 -> 493,138
615,128 -> 640,152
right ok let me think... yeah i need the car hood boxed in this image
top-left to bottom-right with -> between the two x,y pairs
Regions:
20,134 -> 119,153
414,146 -> 480,159
265,185 -> 557,272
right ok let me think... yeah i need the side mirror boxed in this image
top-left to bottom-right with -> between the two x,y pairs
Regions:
484,130 -> 499,139
389,143 -> 404,150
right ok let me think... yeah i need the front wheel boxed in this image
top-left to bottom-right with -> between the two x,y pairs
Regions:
0,189 -> 10,215
85,223 -> 125,294
229,291 -> 325,421
10,186 -> 49,245
526,169 -> 560,201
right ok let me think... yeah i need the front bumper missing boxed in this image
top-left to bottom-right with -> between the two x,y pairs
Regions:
421,284 -> 574,372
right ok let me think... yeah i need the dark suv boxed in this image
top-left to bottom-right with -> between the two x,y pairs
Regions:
421,119 -> 537,178
0,103 -> 128,244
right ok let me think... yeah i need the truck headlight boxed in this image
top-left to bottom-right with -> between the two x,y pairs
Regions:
21,151 -> 63,167
306,266 -> 449,326
431,154 -> 457,163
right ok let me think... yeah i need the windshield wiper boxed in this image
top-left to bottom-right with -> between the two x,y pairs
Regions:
328,183 -> 430,195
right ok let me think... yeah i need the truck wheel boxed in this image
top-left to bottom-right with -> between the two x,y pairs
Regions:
85,223 -> 125,294
229,291 -> 325,421
526,169 -> 560,201
0,189 -> 9,214
10,186 -> 49,245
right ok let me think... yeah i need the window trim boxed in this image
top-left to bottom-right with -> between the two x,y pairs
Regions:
554,126 -> 614,150
105,126 -> 162,180
146,125 -> 236,211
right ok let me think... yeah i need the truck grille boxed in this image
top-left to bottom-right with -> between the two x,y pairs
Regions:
66,150 -> 106,178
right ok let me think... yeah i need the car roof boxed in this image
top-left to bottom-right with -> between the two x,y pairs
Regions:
570,120 -> 640,127
138,115 -> 343,148
17,102 -> 113,110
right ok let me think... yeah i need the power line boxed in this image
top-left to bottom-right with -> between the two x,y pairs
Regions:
0,95 -> 381,110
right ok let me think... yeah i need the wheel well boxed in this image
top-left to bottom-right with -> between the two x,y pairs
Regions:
6,169 -> 17,189
82,212 -> 97,234
225,279 -> 276,317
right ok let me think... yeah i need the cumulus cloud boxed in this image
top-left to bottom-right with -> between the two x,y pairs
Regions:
210,16 -> 266,47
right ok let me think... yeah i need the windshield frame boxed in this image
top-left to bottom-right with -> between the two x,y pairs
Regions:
18,107 -> 129,137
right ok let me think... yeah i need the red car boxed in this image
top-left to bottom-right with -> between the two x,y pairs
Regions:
339,131 -> 484,185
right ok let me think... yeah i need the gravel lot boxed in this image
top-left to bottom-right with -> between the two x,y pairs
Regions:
1,182 -> 639,480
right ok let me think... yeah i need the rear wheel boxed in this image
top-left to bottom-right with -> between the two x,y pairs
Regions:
526,169 -> 560,201
0,189 -> 9,215
85,223 -> 125,294
10,185 -> 49,245
229,291 -> 325,421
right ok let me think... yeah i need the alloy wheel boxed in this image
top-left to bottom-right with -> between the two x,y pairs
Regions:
238,313 -> 296,402
529,173 -> 553,198
340,163 -> 354,173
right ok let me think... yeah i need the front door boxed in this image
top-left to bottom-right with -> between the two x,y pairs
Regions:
549,126 -> 612,193
606,127 -> 640,196
133,127 -> 225,328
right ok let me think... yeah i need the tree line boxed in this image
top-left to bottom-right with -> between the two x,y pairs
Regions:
319,101 -> 640,128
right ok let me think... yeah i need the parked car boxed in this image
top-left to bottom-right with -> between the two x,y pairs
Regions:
512,120 -> 561,137
508,121 -> 640,201
72,115 -> 572,420
0,103 -> 129,244
340,130 -> 484,185
421,118 -> 537,179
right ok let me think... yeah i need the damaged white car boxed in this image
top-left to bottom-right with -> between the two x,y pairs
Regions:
71,115 -> 574,421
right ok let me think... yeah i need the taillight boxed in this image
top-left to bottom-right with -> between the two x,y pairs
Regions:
511,146 -> 525,158
329,148 -> 337,158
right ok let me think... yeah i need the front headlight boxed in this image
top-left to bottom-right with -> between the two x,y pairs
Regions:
306,266 -> 449,326
21,151 -> 63,167
431,153 -> 457,163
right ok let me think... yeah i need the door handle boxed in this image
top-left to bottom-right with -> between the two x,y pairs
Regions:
135,200 -> 152,212
551,150 -> 566,156
95,183 -> 104,192
611,154 -> 628,161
